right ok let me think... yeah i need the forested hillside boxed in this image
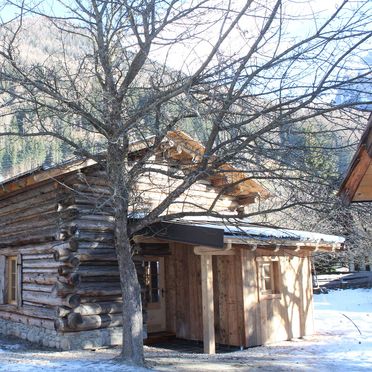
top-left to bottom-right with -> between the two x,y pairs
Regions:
0,18 -> 85,179
0,122 -> 72,181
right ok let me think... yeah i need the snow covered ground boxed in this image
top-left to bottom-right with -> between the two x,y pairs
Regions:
0,288 -> 371,371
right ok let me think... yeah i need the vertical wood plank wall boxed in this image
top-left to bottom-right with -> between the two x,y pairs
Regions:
240,246 -> 314,347
214,253 -> 245,346
165,244 -> 314,348
165,243 -> 203,341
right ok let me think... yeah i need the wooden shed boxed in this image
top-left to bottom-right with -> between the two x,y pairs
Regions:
0,132 -> 344,351
340,113 -> 372,204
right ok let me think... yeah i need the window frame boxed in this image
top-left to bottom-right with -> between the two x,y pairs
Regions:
0,253 -> 22,307
256,256 -> 281,300
143,257 -> 164,310
6,256 -> 18,305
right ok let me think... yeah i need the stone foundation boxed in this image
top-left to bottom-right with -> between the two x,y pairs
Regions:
0,318 -> 123,350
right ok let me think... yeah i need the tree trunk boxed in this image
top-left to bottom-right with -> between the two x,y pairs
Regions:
107,143 -> 144,366
116,237 -> 144,364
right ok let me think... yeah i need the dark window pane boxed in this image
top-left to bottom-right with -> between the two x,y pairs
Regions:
151,289 -> 160,303
264,278 -> 272,291
263,263 -> 271,278
151,274 -> 158,290
144,260 -> 161,303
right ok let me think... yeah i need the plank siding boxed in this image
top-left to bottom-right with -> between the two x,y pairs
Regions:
240,246 -> 314,347
241,247 -> 261,346
214,253 -> 245,346
165,244 -> 203,341
164,245 -> 177,333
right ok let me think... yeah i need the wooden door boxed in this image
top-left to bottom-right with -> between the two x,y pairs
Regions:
144,257 -> 166,333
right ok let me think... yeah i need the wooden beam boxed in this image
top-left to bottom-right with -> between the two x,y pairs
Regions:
0,256 -> 5,305
200,254 -> 215,354
194,244 -> 234,256
225,238 -> 341,252
0,159 -> 97,197
132,236 -> 169,244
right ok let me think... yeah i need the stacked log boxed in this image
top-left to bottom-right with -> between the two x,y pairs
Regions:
55,301 -> 124,332
0,181 -> 82,328
0,183 -> 60,248
52,169 -> 125,332
21,236 -> 82,309
0,168 -> 146,335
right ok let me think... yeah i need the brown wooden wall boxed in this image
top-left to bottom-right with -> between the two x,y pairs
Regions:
213,253 -> 245,346
0,180 -> 61,330
240,247 -> 314,346
0,165 -> 313,344
0,162 -> 239,335
165,244 -> 314,348
165,243 -> 203,340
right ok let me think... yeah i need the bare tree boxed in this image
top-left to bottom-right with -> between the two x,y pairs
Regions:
0,0 -> 371,365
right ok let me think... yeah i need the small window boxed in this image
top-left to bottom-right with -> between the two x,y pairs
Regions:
7,256 -> 17,305
261,262 -> 274,294
257,257 -> 280,299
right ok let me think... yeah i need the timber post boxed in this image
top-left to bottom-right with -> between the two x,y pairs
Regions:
200,253 -> 215,354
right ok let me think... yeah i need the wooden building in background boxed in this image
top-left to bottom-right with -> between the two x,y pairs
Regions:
339,113 -> 372,272
340,113 -> 372,204
0,131 -> 343,352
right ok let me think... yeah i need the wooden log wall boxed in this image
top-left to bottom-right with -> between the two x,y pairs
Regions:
52,168 -> 124,332
0,181 -> 80,330
136,169 -> 236,215
52,168 -> 151,333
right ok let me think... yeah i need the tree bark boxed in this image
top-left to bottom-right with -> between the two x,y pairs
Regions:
116,236 -> 144,364
107,144 -> 144,365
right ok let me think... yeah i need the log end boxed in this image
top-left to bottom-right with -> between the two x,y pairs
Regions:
67,312 -> 83,328
54,318 -> 69,332
66,294 -> 81,308
68,238 -> 79,252
56,306 -> 71,318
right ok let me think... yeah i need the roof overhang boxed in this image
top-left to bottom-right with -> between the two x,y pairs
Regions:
135,221 -> 344,252
339,113 -> 372,204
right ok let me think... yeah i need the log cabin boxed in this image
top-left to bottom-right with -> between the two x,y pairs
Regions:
0,131 -> 344,352
339,113 -> 372,204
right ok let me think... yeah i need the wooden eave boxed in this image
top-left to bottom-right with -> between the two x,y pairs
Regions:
0,159 -> 97,198
224,237 -> 342,252
165,131 -> 270,202
339,114 -> 372,204
137,221 -> 343,252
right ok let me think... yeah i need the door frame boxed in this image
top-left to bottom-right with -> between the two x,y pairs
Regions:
144,256 -> 166,333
